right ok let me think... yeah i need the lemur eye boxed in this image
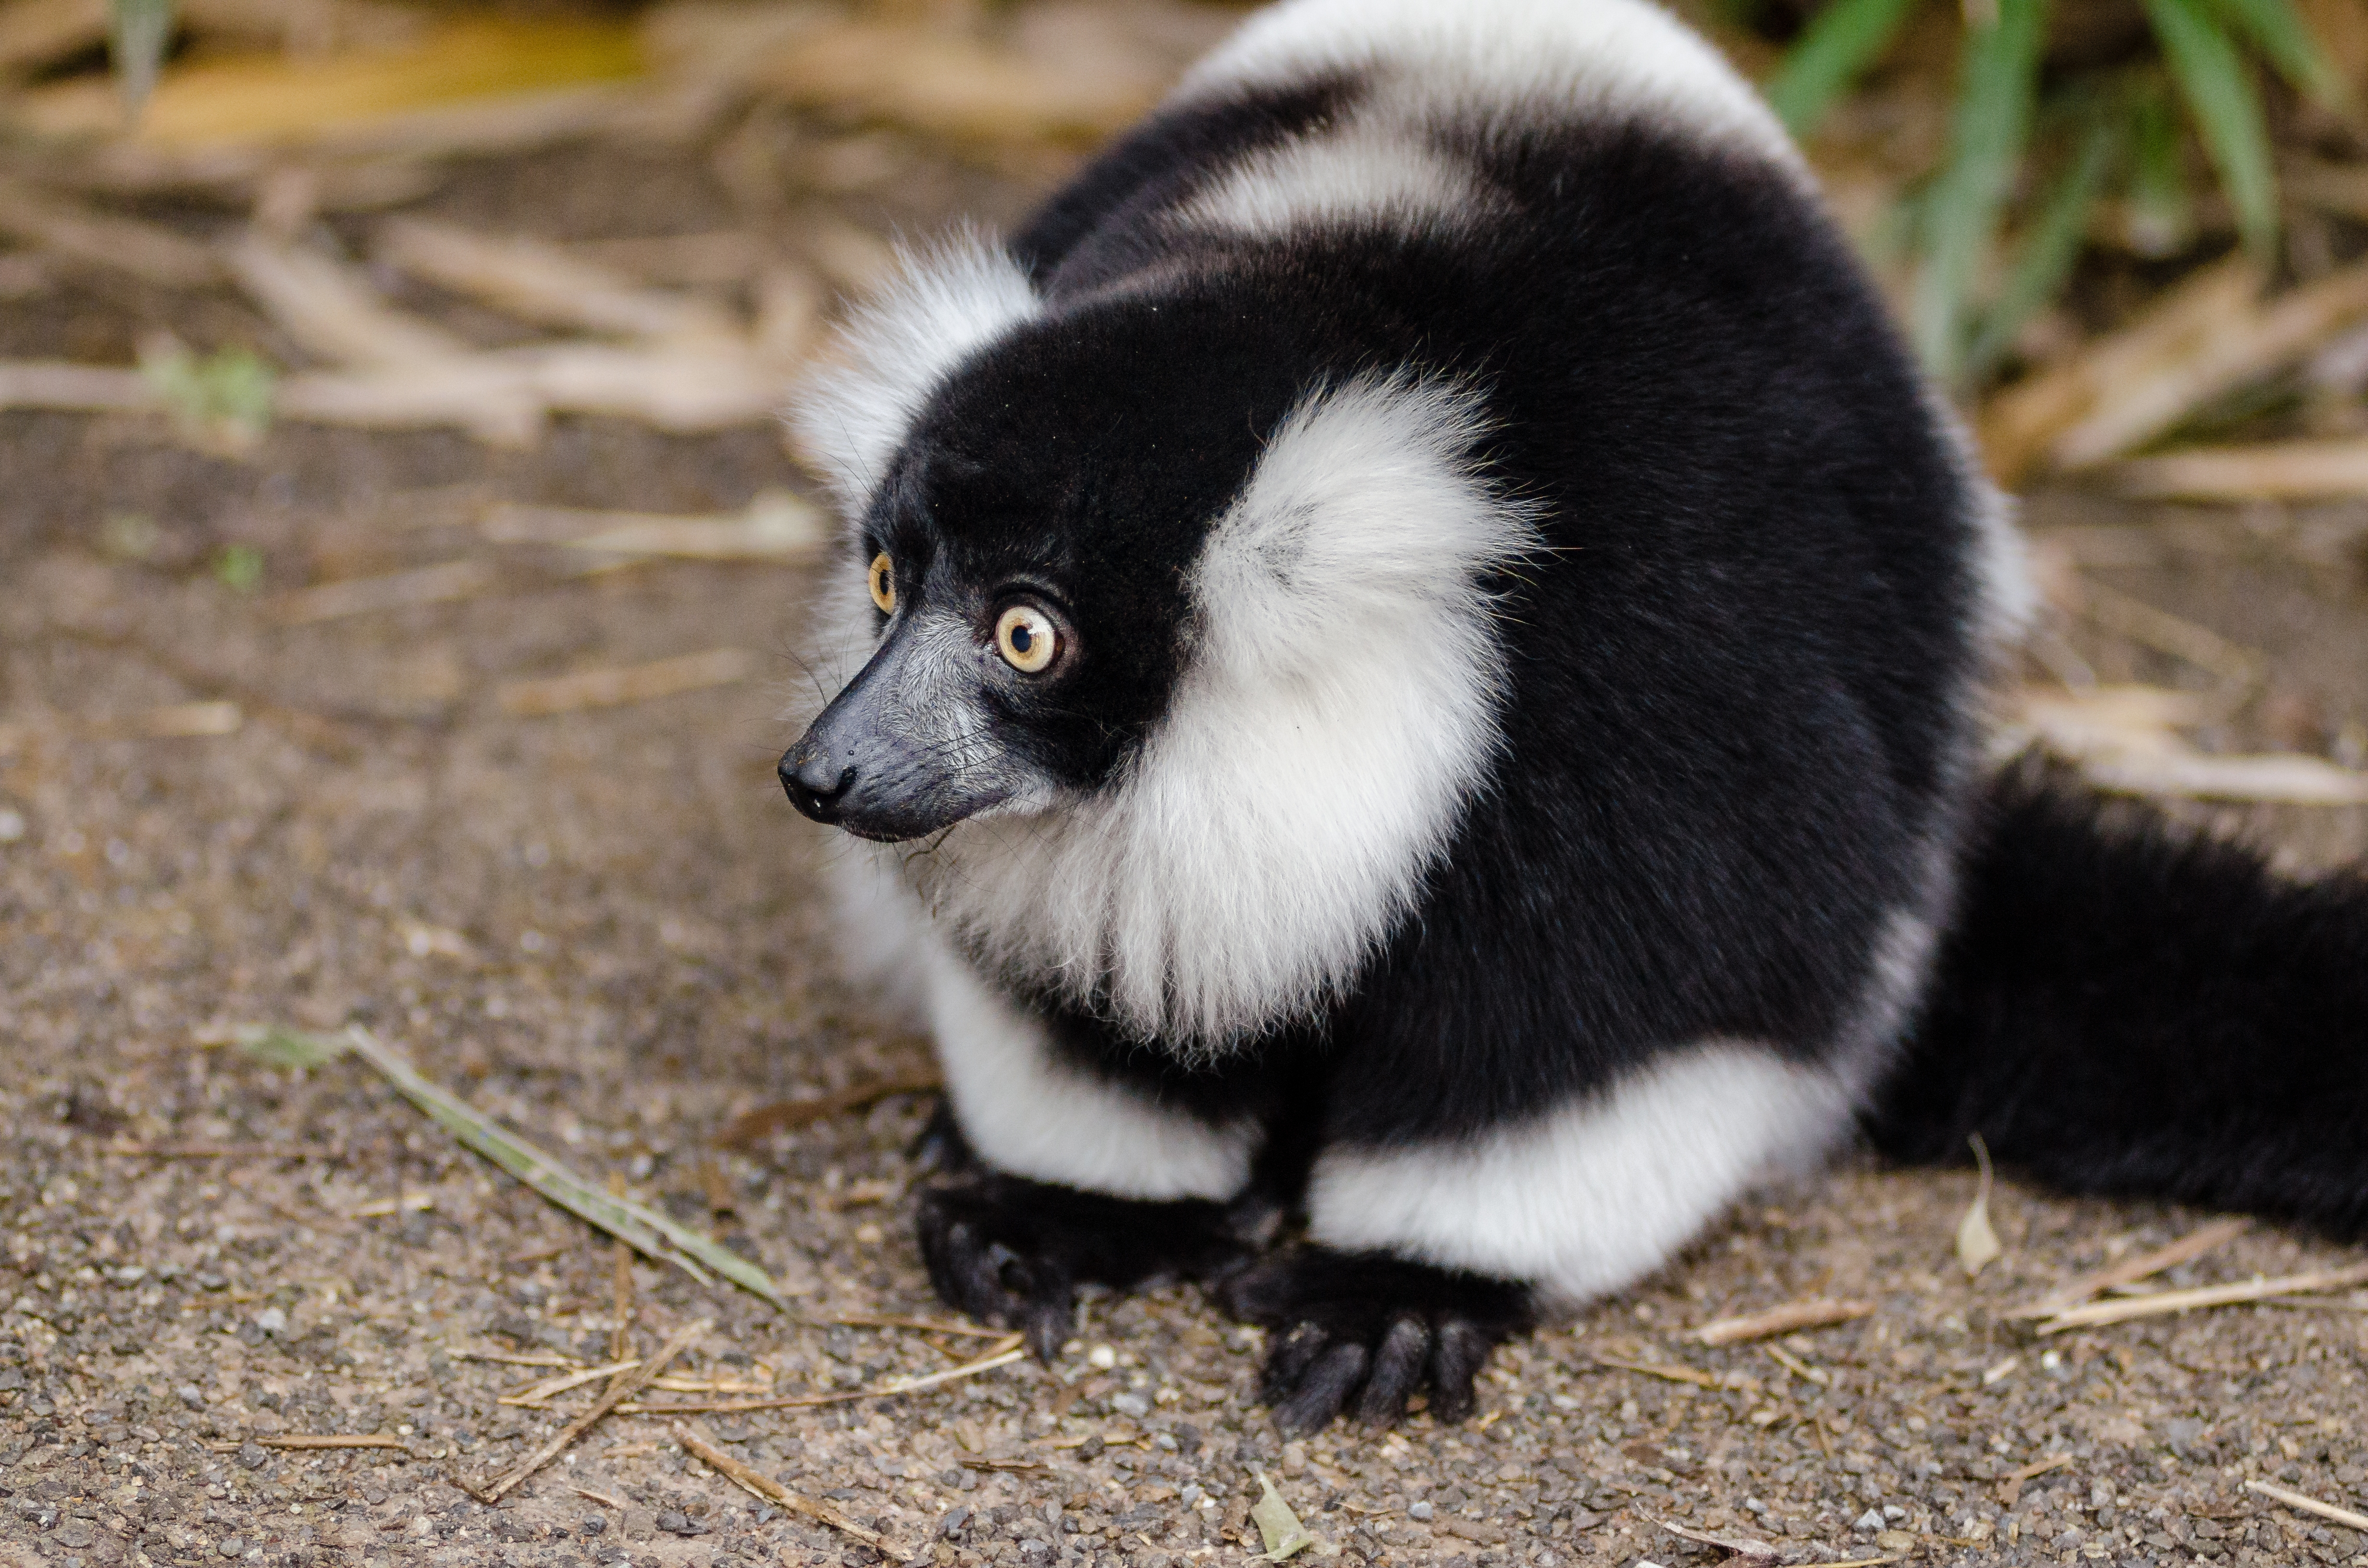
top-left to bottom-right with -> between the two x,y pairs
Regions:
866,552 -> 896,614
994,604 -> 1059,674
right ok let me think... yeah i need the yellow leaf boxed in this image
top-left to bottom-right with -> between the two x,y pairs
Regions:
1250,1472 -> 1316,1562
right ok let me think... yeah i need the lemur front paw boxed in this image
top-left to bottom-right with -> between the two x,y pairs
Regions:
916,1175 -> 1252,1360
1220,1247 -> 1534,1433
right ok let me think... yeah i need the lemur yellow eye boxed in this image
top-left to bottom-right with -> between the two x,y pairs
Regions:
867,552 -> 896,614
995,604 -> 1058,674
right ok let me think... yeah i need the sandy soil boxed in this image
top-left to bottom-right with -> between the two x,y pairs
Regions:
5,133 -> 2368,1568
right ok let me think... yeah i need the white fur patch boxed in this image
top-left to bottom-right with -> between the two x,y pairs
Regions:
1179,120 -> 1499,239
1307,1045 -> 1858,1303
1180,0 -> 1801,172
787,232 -> 1038,514
898,373 -> 1536,1049
918,931 -> 1257,1200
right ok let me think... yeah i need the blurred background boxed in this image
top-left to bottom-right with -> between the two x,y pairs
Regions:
1,5 -> 2366,1558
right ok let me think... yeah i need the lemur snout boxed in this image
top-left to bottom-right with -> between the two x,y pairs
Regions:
778,746 -> 854,824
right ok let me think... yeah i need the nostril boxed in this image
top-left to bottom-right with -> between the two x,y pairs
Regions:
778,747 -> 856,821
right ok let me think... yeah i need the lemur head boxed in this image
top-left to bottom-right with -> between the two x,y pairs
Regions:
779,236 -> 1536,1045
779,285 -> 1304,842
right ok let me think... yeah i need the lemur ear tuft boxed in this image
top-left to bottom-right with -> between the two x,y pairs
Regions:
787,229 -> 1040,513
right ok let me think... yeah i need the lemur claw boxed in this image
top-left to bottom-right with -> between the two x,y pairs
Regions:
1220,1247 -> 1533,1433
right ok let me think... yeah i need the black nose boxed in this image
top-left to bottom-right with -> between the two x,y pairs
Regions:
779,746 -> 856,823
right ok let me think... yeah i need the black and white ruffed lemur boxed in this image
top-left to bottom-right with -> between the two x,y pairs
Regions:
772,0 -> 2368,1433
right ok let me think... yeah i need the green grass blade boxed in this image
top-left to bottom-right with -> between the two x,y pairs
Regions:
1911,0 -> 2050,380
2207,0 -> 2346,107
1764,0 -> 1926,139
1966,112 -> 2119,380
2125,77 -> 2196,257
242,1024 -> 784,1305
2145,0 -> 2280,259
106,0 -> 174,119
340,1026 -> 784,1303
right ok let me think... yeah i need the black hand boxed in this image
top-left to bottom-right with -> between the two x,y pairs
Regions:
1219,1246 -> 1533,1433
915,1173 -> 1254,1360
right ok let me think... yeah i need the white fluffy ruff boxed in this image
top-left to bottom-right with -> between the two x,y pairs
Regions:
858,373 -> 1537,1052
785,231 -> 1038,513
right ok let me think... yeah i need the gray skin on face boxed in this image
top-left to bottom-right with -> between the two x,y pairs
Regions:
779,557 -> 1068,842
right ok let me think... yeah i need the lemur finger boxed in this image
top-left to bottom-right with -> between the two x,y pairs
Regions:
1425,1317 -> 1495,1423
1022,1284 -> 1074,1363
917,1208 -> 978,1315
1354,1316 -> 1431,1426
1260,1322 -> 1333,1404
1272,1341 -> 1369,1436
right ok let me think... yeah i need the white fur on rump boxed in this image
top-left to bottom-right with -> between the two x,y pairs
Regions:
1179,0 -> 1802,172
902,374 -> 1536,1051
919,929 -> 1258,1200
787,231 -> 1038,513
1307,1044 -> 1859,1303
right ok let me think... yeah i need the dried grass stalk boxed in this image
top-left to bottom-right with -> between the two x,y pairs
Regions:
2037,1260 -> 2368,1332
0,0 -> 107,80
499,1360 -> 641,1407
0,173 -> 221,288
9,18 -> 643,151
1979,259 -> 2259,485
757,22 -> 1158,145
715,1069 -> 945,1148
256,1434 -> 411,1451
2010,686 -> 2368,806
1693,1299 -> 1874,1347
1646,1516 -> 1779,1560
270,560 -> 499,626
1592,1353 -> 1759,1394
136,700 -> 243,737
2046,259 -> 2368,472
483,490 -> 824,561
568,231 -> 768,288
2112,440 -> 2368,500
497,647 -> 757,718
2007,1217 -> 2250,1319
273,360 -> 547,446
473,1317 -> 707,1504
816,1311 -> 1012,1340
244,1024 -> 782,1302
2245,1480 -> 2368,1532
0,362 -> 158,413
226,236 -> 466,368
1998,1453 -> 2075,1506
376,218 -> 737,343
678,1424 -> 916,1563
627,1342 -> 1026,1414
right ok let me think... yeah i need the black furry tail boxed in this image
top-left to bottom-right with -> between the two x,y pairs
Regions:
1866,764 -> 2368,1237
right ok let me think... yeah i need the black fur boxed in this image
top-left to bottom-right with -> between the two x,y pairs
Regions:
786,40 -> 2368,1434
1870,762 -> 2368,1237
896,106 -> 1973,1129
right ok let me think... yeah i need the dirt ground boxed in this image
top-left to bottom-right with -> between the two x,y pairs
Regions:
6,126 -> 2368,1568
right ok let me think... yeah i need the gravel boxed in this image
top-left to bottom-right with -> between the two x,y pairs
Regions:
5,113 -> 2368,1568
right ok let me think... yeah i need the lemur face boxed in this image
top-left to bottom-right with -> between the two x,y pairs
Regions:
778,302 -> 1294,842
